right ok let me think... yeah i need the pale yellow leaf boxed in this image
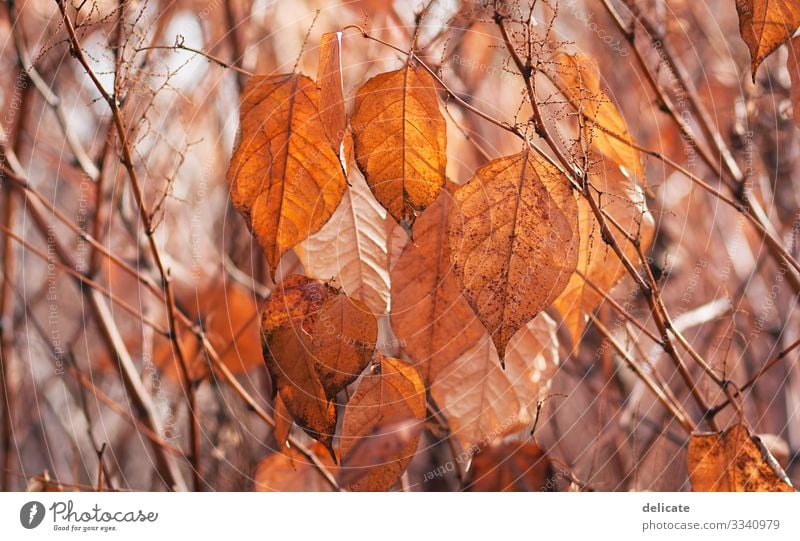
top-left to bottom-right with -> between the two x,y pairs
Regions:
295,172 -> 390,315
430,313 -> 559,454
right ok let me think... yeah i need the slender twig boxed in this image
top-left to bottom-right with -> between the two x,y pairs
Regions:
0,136 -> 188,490
589,314 -> 695,433
0,10 -> 31,487
221,0 -> 247,90
708,336 -> 800,418
0,223 -> 169,334
0,180 -> 15,493
576,270 -> 662,345
8,4 -> 99,182
57,2 -> 201,490
494,10 -> 722,430
134,44 -> 254,77
600,0 -> 800,293
97,443 -> 106,491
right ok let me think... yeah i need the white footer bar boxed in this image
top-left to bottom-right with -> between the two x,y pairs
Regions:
1,492 -> 798,540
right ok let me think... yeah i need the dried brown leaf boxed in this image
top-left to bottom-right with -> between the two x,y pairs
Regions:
736,0 -> 800,79
339,355 -> 425,491
468,439 -> 553,492
431,314 -> 559,454
261,275 -> 377,452
391,190 -> 486,383
448,150 -> 578,358
266,324 -> 338,453
317,32 -> 347,159
688,424 -> 794,492
254,443 -> 337,492
310,293 -> 378,397
338,419 -> 423,489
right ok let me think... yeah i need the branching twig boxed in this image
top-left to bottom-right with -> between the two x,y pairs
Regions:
57,1 -> 202,490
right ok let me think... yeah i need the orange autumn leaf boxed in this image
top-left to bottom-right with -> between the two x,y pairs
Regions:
339,355 -> 425,491
310,293 -> 378,397
317,31 -> 347,160
261,275 -> 377,452
467,439 -> 554,492
553,157 -> 654,343
688,424 -> 794,492
228,74 -> 347,273
448,150 -> 578,359
254,444 -> 337,492
736,0 -> 800,79
261,275 -> 337,448
260,274 -> 331,335
351,64 -> 447,229
552,52 -> 644,183
391,190 -> 485,383
266,324 -> 338,453
273,394 -> 292,450
338,419 -> 422,489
